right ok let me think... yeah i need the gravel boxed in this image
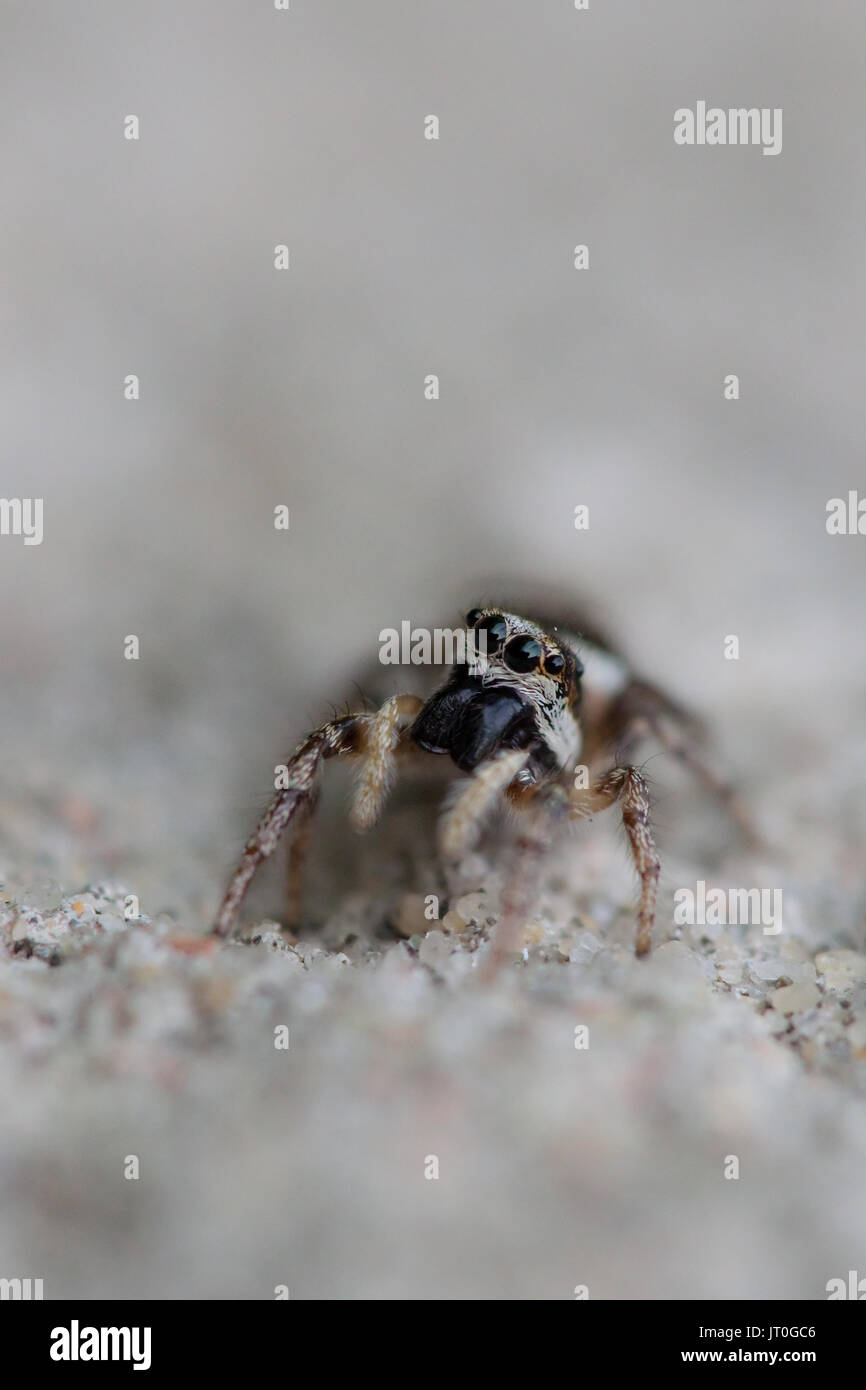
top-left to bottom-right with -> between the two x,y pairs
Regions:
2,771 -> 866,1299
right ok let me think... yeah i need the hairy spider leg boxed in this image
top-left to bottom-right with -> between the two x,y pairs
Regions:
212,695 -> 423,938
438,748 -> 531,861
570,765 -> 660,956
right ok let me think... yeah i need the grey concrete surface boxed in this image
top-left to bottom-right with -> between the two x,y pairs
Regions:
1,1 -> 864,1299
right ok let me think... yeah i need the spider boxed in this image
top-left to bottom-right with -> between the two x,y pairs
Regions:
212,606 -> 752,965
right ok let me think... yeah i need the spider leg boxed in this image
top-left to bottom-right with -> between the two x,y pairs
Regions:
477,781 -> 569,980
645,712 -> 762,849
213,719 -> 355,939
438,748 -> 530,860
601,679 -> 761,848
212,695 -> 422,939
437,748 -> 562,980
285,784 -> 320,934
571,766 -> 660,956
350,694 -> 424,831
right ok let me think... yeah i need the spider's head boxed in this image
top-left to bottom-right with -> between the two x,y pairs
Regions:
463,608 -> 583,696
410,608 -> 583,776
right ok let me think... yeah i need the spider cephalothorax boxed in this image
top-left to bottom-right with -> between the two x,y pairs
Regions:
212,603 -> 751,964
412,610 -> 582,781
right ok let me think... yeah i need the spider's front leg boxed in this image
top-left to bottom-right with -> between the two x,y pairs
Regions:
435,750 -> 560,978
478,777 -> 571,981
571,765 -> 660,956
212,694 -> 423,939
435,750 -> 568,971
437,761 -> 660,967
438,748 -> 530,861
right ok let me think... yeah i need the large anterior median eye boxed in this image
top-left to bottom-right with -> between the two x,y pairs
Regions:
472,614 -> 508,654
503,634 -> 543,672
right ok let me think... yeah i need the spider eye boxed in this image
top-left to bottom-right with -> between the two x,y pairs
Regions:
473,614 -> 508,654
544,650 -> 565,676
465,609 -> 483,628
503,635 -> 543,673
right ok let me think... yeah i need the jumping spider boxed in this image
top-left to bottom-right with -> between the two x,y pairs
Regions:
212,606 -> 752,964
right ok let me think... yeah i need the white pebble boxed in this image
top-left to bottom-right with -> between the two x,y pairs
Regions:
769,981 -> 821,1015
816,950 -> 866,992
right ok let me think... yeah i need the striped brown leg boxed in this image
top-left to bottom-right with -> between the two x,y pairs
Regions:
647,714 -> 762,850
572,766 -> 660,956
285,785 -> 320,934
212,695 -> 422,940
603,680 -> 760,849
212,718 -> 359,939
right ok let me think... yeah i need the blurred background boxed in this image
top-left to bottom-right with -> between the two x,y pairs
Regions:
1,0 -> 865,1300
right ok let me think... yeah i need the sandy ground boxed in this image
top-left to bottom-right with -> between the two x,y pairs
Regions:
1,626 -> 865,1299
1,2 -> 865,1299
